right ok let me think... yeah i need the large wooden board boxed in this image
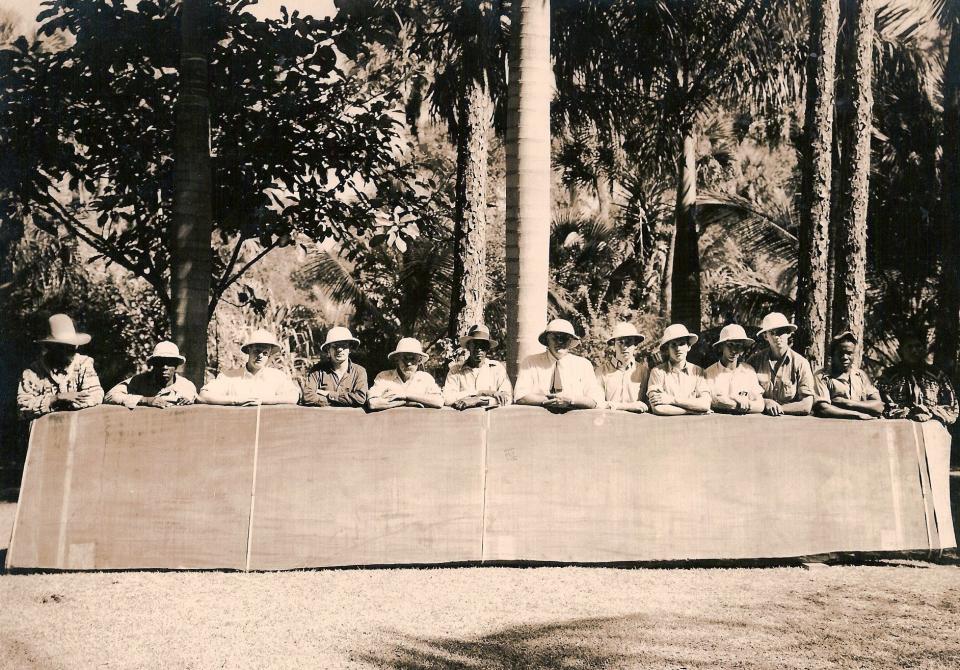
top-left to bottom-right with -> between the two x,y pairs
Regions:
6,405 -> 256,570
482,407 -> 945,562
247,407 -> 487,569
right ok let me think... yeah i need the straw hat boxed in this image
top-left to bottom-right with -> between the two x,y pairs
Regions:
38,314 -> 91,347
459,324 -> 498,349
321,326 -> 360,350
606,322 -> 645,345
756,312 -> 797,338
713,324 -> 754,348
659,323 -> 699,349
241,328 -> 282,354
146,341 -> 185,365
388,337 -> 429,362
537,319 -> 581,347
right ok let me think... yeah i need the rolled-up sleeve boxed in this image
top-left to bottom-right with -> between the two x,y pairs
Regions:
104,378 -> 142,409
796,357 -> 816,399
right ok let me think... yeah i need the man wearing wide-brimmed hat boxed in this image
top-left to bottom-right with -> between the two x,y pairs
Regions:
367,337 -> 444,411
704,324 -> 764,414
17,314 -> 104,420
812,331 -> 883,420
647,324 -> 711,415
301,326 -> 368,408
104,341 -> 197,409
595,322 -> 650,413
746,312 -> 815,416
443,325 -> 512,410
198,328 -> 300,406
514,319 -> 604,411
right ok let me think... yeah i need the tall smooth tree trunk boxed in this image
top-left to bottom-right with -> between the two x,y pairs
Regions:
795,0 -> 839,370
833,0 -> 874,368
171,0 -> 213,386
670,126 -> 700,328
449,76 -> 491,340
936,18 -> 960,375
505,0 -> 551,380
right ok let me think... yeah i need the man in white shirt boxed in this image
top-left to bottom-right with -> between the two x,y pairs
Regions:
514,319 -> 604,411
198,329 -> 301,406
444,325 -> 512,410
368,337 -> 444,410
703,324 -> 764,414
595,322 -> 650,412
647,324 -> 711,415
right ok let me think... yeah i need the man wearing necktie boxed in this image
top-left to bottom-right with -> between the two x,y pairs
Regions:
514,319 -> 605,411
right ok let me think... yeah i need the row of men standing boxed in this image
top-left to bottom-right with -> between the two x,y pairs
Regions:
16,313 -> 957,425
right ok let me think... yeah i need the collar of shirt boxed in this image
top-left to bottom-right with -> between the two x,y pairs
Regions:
665,360 -> 691,374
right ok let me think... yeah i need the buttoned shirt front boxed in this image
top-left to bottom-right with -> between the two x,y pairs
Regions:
368,369 -> 443,405
878,363 -> 959,424
105,371 -> 198,409
301,360 -> 368,407
704,360 -> 764,399
17,354 -> 104,420
747,348 -> 816,404
200,366 -> 301,404
647,360 -> 709,405
514,350 -> 605,407
595,358 -> 650,406
443,359 -> 513,405
813,367 -> 879,405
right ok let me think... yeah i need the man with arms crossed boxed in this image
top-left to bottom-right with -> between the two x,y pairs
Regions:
514,319 -> 604,411
444,325 -> 512,410
704,324 -> 764,414
199,329 -> 300,406
747,312 -> 816,416
368,337 -> 444,410
105,341 -> 197,409
813,331 -> 883,420
647,324 -> 711,416
301,326 -> 368,408
595,322 -> 649,412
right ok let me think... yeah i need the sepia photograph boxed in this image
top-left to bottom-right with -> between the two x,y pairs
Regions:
0,0 -> 958,667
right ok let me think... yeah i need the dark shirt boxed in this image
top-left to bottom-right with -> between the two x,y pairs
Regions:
301,360 -> 368,407
878,362 -> 958,425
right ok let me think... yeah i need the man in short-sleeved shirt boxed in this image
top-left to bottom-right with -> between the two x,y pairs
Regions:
17,314 -> 104,420
704,324 -> 764,414
444,325 -> 512,410
747,312 -> 815,416
514,319 -> 605,411
595,322 -> 649,412
105,341 -> 197,409
813,331 -> 883,420
368,337 -> 444,410
199,329 -> 300,406
647,324 -> 711,416
878,333 -> 958,425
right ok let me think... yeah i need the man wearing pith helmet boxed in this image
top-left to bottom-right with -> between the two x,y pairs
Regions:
646,324 -> 711,415
367,337 -> 444,410
812,331 -> 883,420
198,328 -> 301,406
746,312 -> 816,416
17,313 -> 104,420
595,322 -> 650,413
105,341 -> 197,409
514,319 -> 604,411
704,324 -> 764,414
301,326 -> 367,407
443,325 -> 512,410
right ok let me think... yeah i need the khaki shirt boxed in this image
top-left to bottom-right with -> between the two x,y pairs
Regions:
105,371 -> 198,409
747,348 -> 816,404
514,351 -> 605,407
595,359 -> 650,407
368,369 -> 443,405
200,366 -> 301,404
704,361 -> 764,399
813,367 -> 879,405
443,359 -> 512,405
647,361 -> 709,405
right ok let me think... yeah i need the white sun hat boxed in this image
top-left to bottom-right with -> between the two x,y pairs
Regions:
38,314 -> 91,347
713,324 -> 755,348
321,326 -> 360,350
241,328 -> 282,354
388,337 -> 429,362
756,312 -> 798,338
659,323 -> 699,349
537,319 -> 581,348
146,340 -> 186,365
606,322 -> 645,345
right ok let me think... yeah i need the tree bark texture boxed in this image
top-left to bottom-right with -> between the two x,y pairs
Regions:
505,0 -> 551,381
171,0 -> 213,386
670,128 -> 700,329
449,76 -> 491,340
936,19 -> 960,375
795,0 -> 839,370
833,0 -> 874,368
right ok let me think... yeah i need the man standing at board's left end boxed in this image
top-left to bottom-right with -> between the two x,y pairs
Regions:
17,314 -> 104,420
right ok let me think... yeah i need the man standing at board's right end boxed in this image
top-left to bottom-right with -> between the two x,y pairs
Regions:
747,312 -> 816,416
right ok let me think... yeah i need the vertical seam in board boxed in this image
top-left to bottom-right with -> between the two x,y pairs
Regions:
244,404 -> 262,572
6,419 -> 37,570
912,422 -> 936,552
884,424 -> 905,547
479,409 -> 489,563
55,413 -> 78,569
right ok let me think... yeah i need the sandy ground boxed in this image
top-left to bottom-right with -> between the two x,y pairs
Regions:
1,503 -> 958,670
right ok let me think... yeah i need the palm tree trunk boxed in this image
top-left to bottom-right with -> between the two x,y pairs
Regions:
449,75 -> 491,340
171,0 -> 213,386
670,126 -> 700,328
795,0 -> 839,370
833,0 -> 874,368
936,18 -> 960,375
505,0 -> 551,380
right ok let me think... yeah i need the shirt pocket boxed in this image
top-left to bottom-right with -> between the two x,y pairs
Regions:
780,381 -> 797,400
